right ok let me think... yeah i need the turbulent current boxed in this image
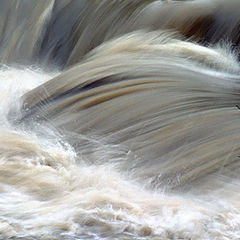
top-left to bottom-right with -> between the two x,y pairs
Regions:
2,0 -> 240,239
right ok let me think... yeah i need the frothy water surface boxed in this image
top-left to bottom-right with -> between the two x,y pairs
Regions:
2,0 -> 240,239
0,67 -> 239,239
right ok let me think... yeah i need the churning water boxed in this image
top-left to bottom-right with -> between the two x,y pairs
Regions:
1,0 -> 240,239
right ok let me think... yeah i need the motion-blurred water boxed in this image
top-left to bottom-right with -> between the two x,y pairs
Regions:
1,1 -> 240,239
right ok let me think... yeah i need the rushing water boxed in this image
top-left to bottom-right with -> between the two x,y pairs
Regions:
1,0 -> 240,239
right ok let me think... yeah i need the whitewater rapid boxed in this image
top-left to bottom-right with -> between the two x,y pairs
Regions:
1,0 -> 240,239
0,67 -> 239,239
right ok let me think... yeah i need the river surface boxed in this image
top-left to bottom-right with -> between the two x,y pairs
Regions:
1,1 -> 240,239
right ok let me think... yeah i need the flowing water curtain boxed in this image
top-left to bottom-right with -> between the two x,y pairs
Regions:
37,0 -> 155,67
20,30 -> 240,190
0,0 -> 54,65
1,0 -> 240,239
39,0 -> 240,68
1,0 -> 240,67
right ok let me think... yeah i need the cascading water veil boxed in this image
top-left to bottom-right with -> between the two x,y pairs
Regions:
1,0 -> 240,239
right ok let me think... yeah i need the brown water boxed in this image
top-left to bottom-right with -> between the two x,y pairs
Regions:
1,1 -> 240,239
